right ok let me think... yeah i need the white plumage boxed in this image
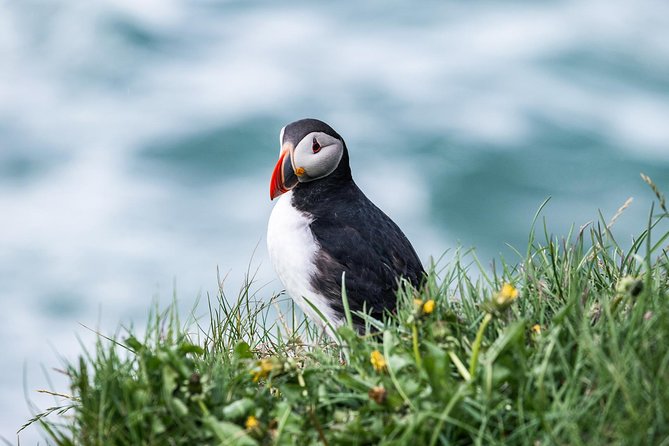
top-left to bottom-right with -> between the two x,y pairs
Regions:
267,191 -> 342,336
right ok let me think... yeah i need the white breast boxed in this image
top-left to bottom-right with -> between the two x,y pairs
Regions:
267,191 -> 342,336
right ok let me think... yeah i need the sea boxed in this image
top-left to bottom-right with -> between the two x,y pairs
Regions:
1,0 -> 668,442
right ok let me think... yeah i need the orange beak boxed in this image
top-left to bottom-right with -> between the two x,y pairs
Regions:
270,146 -> 299,200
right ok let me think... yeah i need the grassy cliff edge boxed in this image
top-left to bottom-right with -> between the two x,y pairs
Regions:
24,180 -> 669,445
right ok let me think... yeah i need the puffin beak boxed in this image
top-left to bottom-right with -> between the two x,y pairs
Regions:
270,145 -> 299,200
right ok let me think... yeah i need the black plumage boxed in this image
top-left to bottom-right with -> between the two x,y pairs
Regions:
285,119 -> 424,326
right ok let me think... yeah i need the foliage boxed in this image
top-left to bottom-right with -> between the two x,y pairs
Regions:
23,178 -> 669,445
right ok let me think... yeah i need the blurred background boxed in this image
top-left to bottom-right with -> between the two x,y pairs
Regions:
2,0 -> 669,441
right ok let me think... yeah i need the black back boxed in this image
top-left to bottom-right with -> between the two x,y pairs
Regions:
288,120 -> 424,327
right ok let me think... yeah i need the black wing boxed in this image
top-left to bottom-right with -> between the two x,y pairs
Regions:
307,186 -> 424,325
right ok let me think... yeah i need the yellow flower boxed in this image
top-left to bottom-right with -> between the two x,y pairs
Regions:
245,415 -> 259,430
413,298 -> 424,308
422,299 -> 435,314
370,350 -> 387,372
495,283 -> 519,306
251,358 -> 274,382
531,324 -> 541,334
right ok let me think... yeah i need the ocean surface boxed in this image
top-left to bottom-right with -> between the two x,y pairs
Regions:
2,0 -> 669,441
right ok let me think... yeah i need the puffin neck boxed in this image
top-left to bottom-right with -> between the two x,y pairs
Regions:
291,147 -> 355,210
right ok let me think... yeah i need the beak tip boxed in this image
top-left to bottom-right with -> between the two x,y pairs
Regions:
270,184 -> 286,200
269,147 -> 294,201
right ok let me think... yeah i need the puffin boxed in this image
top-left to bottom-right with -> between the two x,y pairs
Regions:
267,118 -> 424,335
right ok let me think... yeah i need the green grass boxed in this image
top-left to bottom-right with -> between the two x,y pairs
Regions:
23,177 -> 669,445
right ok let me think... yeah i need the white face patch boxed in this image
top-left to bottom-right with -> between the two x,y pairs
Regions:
291,131 -> 344,182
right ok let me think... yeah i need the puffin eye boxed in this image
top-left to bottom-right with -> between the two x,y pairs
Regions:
312,137 -> 321,153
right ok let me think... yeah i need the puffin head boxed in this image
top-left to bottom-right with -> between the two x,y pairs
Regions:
270,118 -> 349,200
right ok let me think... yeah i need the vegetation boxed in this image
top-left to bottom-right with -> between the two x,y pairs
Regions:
24,177 -> 669,445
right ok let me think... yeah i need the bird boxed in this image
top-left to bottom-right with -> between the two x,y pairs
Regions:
267,118 -> 424,336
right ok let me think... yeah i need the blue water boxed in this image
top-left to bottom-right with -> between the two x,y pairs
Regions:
2,0 -> 669,442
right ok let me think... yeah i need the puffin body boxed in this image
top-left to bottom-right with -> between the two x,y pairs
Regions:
267,119 -> 424,334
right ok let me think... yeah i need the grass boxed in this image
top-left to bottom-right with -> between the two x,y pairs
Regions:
22,176 -> 669,445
